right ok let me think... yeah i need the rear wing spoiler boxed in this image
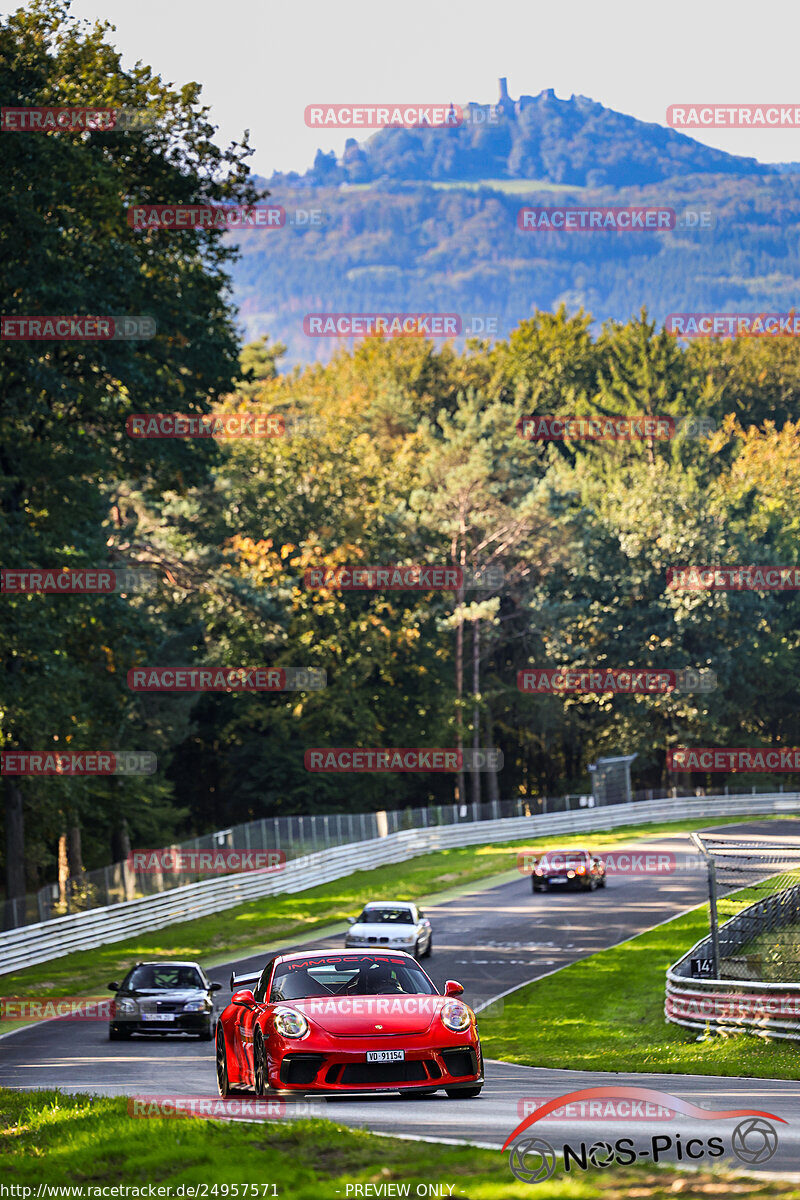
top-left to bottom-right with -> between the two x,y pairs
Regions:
229,969 -> 261,992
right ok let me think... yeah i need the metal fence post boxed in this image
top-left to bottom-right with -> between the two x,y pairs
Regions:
707,859 -> 721,978
691,833 -> 720,978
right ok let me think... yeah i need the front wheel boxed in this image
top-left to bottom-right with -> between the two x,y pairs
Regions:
197,1018 -> 213,1041
423,935 -> 432,958
216,1025 -> 234,1097
253,1030 -> 268,1096
599,876 -> 607,888
445,1086 -> 482,1099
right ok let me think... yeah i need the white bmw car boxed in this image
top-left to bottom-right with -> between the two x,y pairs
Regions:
345,901 -> 432,959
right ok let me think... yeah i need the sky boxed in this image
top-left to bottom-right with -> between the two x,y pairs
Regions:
64,0 -> 800,176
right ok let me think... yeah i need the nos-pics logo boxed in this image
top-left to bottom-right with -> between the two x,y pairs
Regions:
505,1087 -> 783,1183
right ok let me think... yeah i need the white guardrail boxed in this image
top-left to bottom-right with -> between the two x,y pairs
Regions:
666,943 -> 800,1042
1,794 -> 797,976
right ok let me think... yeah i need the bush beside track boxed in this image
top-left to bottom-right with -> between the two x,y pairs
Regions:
0,816 -> 768,1002
3,1089 -> 799,1198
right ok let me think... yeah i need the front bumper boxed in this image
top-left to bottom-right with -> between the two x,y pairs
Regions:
344,938 -> 419,952
534,875 -> 592,889
111,1012 -> 212,1034
268,1037 -> 482,1092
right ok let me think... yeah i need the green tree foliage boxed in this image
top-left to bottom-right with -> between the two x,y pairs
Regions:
0,0 -> 260,900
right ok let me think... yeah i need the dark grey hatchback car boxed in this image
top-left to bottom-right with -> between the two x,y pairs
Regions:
108,961 -> 221,1040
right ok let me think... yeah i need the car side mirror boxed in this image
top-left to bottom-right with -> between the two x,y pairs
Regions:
108,982 -> 120,991
444,980 -> 464,997
209,981 -> 222,992
346,917 -> 356,925
232,989 -> 256,1007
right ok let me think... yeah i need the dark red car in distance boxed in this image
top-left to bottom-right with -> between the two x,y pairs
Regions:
531,848 -> 607,893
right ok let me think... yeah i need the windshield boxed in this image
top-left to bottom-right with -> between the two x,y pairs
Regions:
539,851 -> 590,869
356,907 -> 414,924
126,965 -> 205,991
270,955 -> 436,1001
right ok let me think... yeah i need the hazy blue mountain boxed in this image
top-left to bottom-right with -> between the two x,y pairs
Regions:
273,82 -> 770,189
230,83 -> 795,365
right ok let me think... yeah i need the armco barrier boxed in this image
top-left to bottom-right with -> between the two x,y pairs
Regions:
1,793 -> 797,976
666,876 -> 800,1040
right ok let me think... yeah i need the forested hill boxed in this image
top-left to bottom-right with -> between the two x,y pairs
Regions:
232,84 -> 796,364
272,82 -> 771,188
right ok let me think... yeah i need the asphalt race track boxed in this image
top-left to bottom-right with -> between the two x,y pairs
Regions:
3,819 -> 800,1176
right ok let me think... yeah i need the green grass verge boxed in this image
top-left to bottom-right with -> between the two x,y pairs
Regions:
480,876 -> 800,1079
1,815 -> 767,1002
3,1089 -> 799,1198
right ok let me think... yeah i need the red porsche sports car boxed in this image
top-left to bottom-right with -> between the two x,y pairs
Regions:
216,948 -> 483,1099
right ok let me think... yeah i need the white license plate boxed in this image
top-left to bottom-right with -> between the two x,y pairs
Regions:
366,1049 -> 405,1062
142,1012 -> 175,1022
549,877 -> 566,883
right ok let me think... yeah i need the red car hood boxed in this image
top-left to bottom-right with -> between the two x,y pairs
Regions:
287,994 -> 447,1036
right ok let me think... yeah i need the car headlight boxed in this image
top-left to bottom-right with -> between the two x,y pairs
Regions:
115,998 -> 137,1015
534,868 -> 544,876
348,934 -> 365,942
402,934 -> 416,943
440,1000 -> 471,1033
273,1009 -> 309,1039
183,999 -> 207,1012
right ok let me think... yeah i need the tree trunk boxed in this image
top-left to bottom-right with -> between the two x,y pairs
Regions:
58,833 -> 69,910
111,816 -> 131,864
4,778 -> 25,901
67,824 -> 83,878
485,700 -> 501,806
455,570 -> 465,804
471,620 -> 481,806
